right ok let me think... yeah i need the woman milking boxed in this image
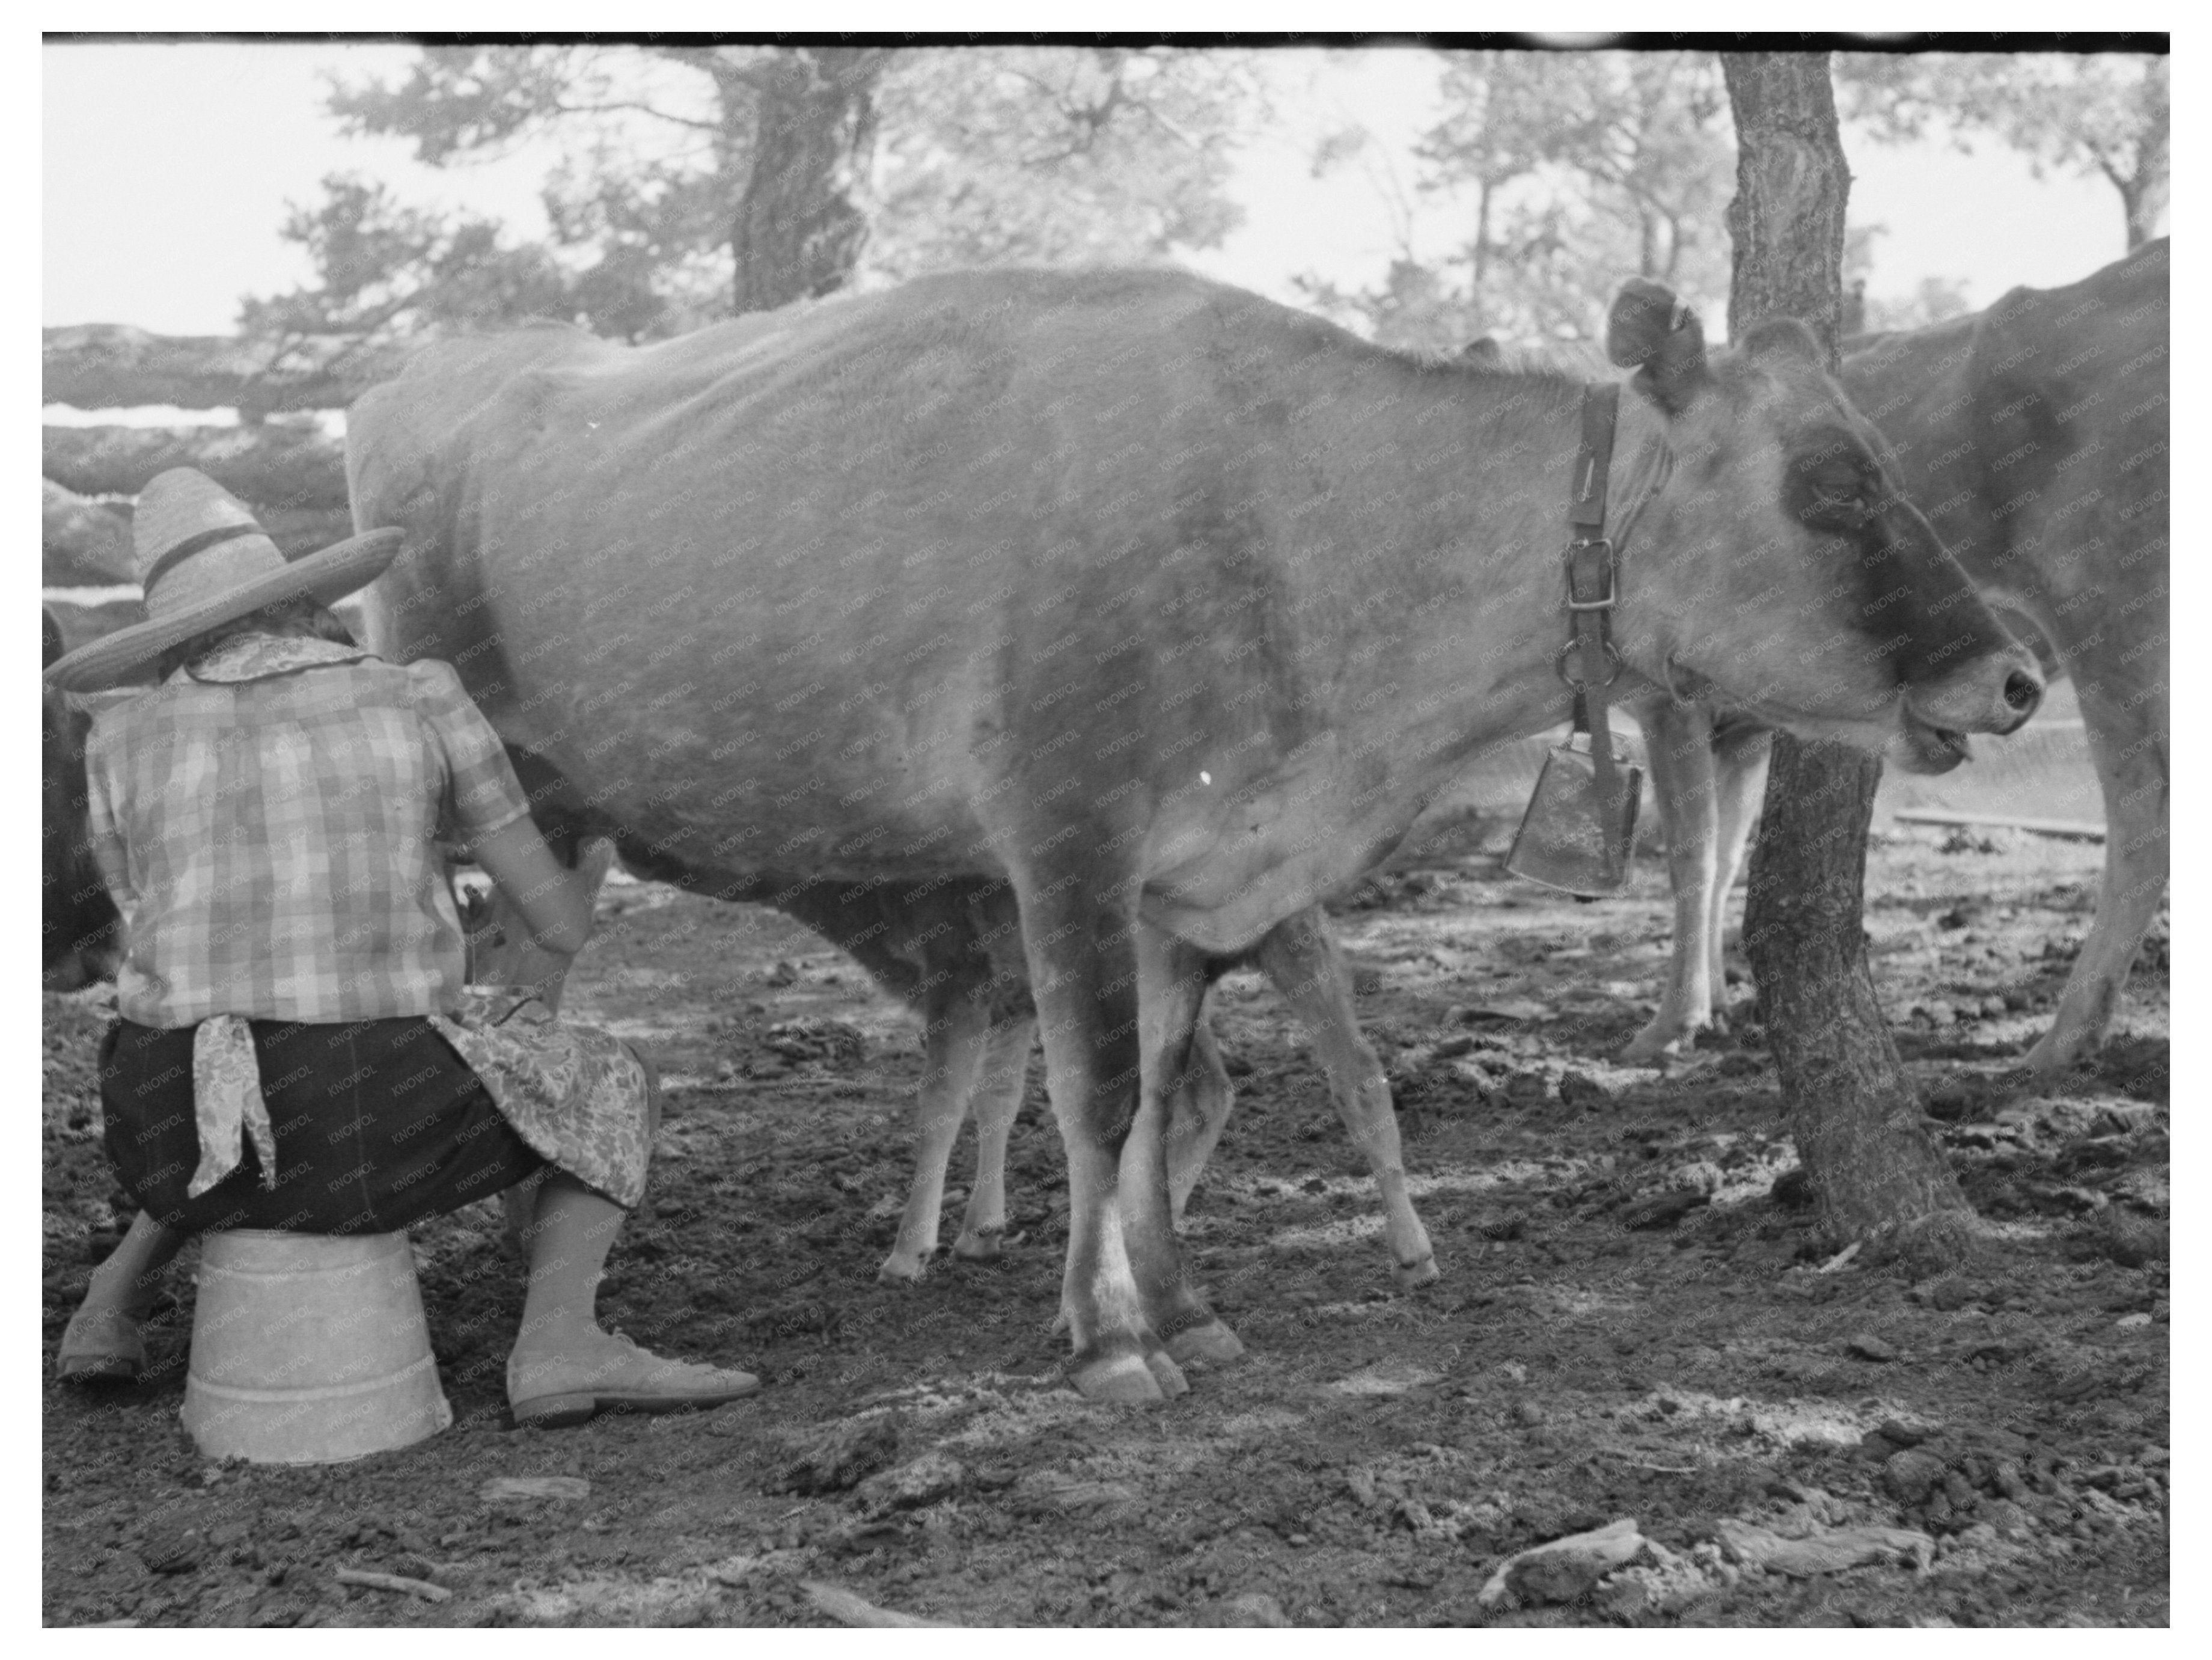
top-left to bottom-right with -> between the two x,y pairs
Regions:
46,468 -> 759,1429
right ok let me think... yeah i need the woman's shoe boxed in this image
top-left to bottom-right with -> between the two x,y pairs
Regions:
57,1305 -> 145,1384
507,1331 -> 759,1429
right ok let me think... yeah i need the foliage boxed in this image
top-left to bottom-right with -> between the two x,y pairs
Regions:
243,44 -> 1261,349
1295,51 -> 1736,353
863,47 -> 1259,282
1836,52 -> 2169,250
1844,223 -> 1975,334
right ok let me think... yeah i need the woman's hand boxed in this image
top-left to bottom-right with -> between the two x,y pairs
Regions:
463,832 -> 622,1015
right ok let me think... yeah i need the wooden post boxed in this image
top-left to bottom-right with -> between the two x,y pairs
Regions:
1723,53 -> 1977,1254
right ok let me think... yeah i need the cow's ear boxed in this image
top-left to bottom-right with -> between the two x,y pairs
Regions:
1459,337 -> 1504,367
1740,317 -> 1826,367
1607,279 -> 1708,413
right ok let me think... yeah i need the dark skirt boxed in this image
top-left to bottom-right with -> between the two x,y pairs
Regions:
102,1016 -> 547,1236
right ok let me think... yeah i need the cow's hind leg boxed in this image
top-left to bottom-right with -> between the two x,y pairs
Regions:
952,1014 -> 1037,1261
880,996 -> 993,1284
1254,908 -> 1437,1288
2025,659 -> 2168,1073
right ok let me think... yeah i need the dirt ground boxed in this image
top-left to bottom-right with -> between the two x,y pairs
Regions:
41,818 -> 2169,1628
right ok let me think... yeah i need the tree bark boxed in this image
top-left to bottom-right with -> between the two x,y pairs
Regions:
43,423 -> 349,512
731,47 -> 890,315
1723,53 -> 1976,1257
43,324 -> 404,417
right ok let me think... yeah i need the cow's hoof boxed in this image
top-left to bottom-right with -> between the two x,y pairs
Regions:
876,1253 -> 929,1286
1163,1319 -> 1244,1367
952,1227 -> 1003,1262
2021,1030 -> 2088,1076
1620,1021 -> 1697,1065
1393,1252 -> 1440,1290
1145,1348 -> 1192,1398
1070,1350 -> 1169,1404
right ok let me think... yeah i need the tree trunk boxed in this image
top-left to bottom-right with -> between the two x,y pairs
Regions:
732,47 -> 889,316
43,423 -> 349,512
2124,60 -> 2169,252
1723,52 -> 1977,1257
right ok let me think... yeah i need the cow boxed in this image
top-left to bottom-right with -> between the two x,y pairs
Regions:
42,605 -> 130,990
1624,240 -> 2168,1071
458,795 -> 1438,1291
347,265 -> 2042,1401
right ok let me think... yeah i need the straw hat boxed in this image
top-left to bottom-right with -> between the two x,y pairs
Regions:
43,470 -> 402,693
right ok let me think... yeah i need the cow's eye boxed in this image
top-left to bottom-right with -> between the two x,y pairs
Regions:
1813,475 -> 1874,518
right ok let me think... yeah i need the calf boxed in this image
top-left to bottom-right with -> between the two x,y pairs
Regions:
459,813 -> 1435,1290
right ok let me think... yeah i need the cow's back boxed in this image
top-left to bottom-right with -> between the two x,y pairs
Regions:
1845,240 -> 2169,630
344,269 -> 1413,880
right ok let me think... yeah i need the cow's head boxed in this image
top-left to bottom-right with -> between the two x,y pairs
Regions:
42,609 -> 123,990
1607,280 -> 2042,773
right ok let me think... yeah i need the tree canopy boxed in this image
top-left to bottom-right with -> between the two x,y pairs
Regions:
1836,51 -> 2169,250
243,43 -> 1262,351
1296,50 -> 1736,352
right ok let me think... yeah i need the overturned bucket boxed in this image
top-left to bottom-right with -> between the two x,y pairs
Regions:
181,1230 -> 452,1465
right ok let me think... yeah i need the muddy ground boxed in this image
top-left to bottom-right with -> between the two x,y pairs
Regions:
41,817 -> 2169,1628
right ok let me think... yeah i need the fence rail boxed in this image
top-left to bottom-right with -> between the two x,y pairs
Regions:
42,323 -> 403,418
41,325 -> 380,582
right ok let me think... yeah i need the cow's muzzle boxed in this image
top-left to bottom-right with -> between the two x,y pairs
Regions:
1894,644 -> 2045,776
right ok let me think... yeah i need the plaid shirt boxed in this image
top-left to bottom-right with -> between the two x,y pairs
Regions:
83,635 -> 533,1028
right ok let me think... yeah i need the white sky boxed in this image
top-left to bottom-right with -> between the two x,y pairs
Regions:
43,40 -> 2144,343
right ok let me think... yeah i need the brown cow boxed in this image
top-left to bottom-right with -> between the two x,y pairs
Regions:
1627,240 -> 2167,1071
348,266 -> 2040,1401
460,782 -> 1437,1291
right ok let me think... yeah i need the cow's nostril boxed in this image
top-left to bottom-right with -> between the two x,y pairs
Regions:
2003,669 -> 2043,715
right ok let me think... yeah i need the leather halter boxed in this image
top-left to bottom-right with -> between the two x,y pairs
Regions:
1558,383 -> 1629,869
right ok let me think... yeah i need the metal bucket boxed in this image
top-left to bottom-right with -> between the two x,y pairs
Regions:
1503,733 -> 1643,897
180,1230 -> 451,1465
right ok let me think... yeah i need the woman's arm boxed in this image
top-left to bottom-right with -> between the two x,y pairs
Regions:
469,817 -> 597,954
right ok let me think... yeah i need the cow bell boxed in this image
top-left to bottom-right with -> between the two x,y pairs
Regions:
1504,734 -> 1643,897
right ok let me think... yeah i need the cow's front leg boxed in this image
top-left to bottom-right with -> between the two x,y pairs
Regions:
1132,923 -> 1244,1368
1624,699 -> 1722,1062
1018,874 -> 1190,1403
1254,908 -> 1437,1288
1704,722 -> 1771,1033
952,1014 -> 1037,1260
881,996 -> 993,1284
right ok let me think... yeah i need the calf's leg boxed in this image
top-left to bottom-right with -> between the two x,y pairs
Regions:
880,996 -> 994,1283
951,1014 -> 1036,1260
